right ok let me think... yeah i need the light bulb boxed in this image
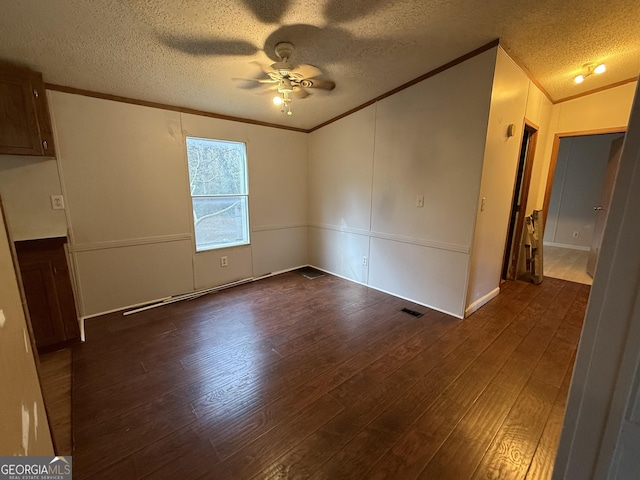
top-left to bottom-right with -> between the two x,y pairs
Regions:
574,74 -> 585,84
594,64 -> 606,74
273,96 -> 283,106
287,110 -> 292,116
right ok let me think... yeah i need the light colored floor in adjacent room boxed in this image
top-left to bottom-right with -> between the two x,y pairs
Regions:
543,245 -> 593,285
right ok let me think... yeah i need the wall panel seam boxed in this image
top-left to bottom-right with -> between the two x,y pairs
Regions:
309,222 -> 470,254
251,222 -> 308,232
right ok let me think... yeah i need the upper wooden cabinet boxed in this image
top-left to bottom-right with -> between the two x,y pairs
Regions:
0,66 -> 55,156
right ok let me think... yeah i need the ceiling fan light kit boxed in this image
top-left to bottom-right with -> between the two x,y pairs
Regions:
236,41 -> 335,116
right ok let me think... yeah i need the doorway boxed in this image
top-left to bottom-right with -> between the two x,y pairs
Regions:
502,123 -> 538,280
542,129 -> 626,284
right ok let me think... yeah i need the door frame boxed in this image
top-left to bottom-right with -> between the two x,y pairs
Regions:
542,126 -> 627,229
502,119 -> 539,280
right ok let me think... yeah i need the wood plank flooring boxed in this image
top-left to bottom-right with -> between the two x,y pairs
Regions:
39,348 -> 73,455
71,271 -> 589,479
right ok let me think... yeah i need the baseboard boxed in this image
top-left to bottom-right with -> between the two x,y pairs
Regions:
465,287 -> 500,317
308,264 -> 464,319
79,264 -> 308,329
543,242 -> 590,252
80,263 -> 466,337
80,295 -> 173,321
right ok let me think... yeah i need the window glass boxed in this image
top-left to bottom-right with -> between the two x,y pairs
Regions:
186,137 -> 249,251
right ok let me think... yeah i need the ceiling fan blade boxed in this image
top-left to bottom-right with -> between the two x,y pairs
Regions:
160,35 -> 258,56
233,78 -> 278,89
250,61 -> 276,75
292,86 -> 311,99
241,0 -> 291,23
258,84 -> 280,93
233,77 -> 277,84
324,0 -> 390,23
291,64 -> 322,79
306,79 -> 336,91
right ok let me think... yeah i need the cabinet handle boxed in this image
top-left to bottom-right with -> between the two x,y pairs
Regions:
53,266 -> 57,275
33,89 -> 39,98
42,140 -> 48,150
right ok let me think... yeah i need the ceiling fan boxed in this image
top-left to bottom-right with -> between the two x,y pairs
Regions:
237,42 -> 335,115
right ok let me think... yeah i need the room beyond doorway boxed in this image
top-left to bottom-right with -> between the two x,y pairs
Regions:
542,130 -> 625,285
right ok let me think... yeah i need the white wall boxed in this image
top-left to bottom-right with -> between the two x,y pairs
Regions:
0,155 -> 67,241
309,48 -> 497,317
308,106 -> 375,285
49,91 -> 308,317
525,79 -> 553,130
466,48 -> 530,313
524,83 -> 553,216
50,93 -> 194,316
0,205 -> 53,456
544,133 -> 624,249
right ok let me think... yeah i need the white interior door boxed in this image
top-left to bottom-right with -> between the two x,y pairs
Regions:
586,136 -> 624,277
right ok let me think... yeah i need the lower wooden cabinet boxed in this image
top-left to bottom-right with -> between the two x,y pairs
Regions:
14,237 -> 80,351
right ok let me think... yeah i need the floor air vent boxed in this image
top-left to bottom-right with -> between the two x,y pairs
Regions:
401,307 -> 424,317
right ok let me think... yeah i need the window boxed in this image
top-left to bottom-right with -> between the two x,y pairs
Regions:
186,137 -> 249,251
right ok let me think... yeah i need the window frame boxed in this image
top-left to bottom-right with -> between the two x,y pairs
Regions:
185,136 -> 250,252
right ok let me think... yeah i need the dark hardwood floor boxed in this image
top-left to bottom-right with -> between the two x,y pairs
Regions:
39,348 -> 73,455
70,270 -> 588,479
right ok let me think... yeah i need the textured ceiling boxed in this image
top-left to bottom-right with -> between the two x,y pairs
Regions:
0,0 -> 638,130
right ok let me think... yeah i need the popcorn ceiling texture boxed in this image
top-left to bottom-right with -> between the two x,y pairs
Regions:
0,0 -> 638,129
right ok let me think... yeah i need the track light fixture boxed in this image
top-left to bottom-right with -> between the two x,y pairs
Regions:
574,63 -> 606,84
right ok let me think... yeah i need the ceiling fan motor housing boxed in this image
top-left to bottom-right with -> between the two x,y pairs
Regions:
274,42 -> 294,61
271,61 -> 292,75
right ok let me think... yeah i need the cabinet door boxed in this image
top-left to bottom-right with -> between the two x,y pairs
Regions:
15,237 -> 80,350
20,259 -> 67,348
0,70 -> 44,155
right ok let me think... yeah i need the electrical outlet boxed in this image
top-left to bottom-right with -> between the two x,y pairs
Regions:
220,256 -> 228,267
362,256 -> 368,266
481,197 -> 486,212
573,231 -> 579,238
416,195 -> 424,208
51,195 -> 65,210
